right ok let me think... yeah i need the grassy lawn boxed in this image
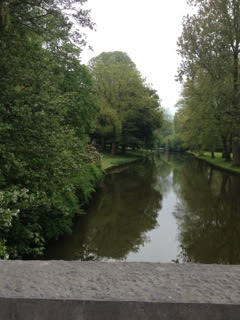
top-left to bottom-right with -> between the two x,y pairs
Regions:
101,150 -> 149,170
192,151 -> 240,174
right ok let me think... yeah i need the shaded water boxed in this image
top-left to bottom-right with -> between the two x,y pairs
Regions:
45,154 -> 240,264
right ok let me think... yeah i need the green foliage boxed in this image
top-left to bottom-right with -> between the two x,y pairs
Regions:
178,0 -> 240,165
175,76 -> 220,152
0,0 -> 104,259
89,51 -> 163,152
74,164 -> 103,204
0,3 -> 166,259
175,68 -> 229,156
153,109 -> 173,149
167,134 -> 186,152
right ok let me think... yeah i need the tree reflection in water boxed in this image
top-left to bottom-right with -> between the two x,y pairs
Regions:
45,158 -> 163,260
45,154 -> 240,264
173,158 -> 240,264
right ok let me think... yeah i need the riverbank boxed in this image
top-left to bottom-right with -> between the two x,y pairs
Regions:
101,150 -> 150,170
41,151 -> 149,260
191,152 -> 240,175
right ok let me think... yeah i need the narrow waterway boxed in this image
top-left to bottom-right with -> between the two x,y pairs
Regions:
45,153 -> 240,264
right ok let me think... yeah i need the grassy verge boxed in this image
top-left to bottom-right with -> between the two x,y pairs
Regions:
101,150 -> 150,170
191,151 -> 240,174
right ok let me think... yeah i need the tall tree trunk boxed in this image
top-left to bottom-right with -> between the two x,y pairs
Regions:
0,1 -> 9,37
211,151 -> 215,158
111,140 -> 116,156
121,144 -> 126,154
111,127 -> 117,156
220,175 -> 228,197
222,135 -> 231,161
0,2 -> 6,30
233,141 -> 240,166
232,50 -> 240,165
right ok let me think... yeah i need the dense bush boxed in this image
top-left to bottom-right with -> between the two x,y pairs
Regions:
2,163 -> 103,259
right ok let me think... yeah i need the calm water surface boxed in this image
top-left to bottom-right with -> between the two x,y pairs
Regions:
45,154 -> 240,264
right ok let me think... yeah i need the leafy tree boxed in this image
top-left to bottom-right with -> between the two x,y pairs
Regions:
153,109 -> 173,149
178,0 -> 240,165
175,74 -> 223,155
90,51 -> 163,154
0,0 -> 102,258
0,0 -> 93,45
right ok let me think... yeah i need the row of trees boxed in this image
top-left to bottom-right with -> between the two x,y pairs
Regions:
175,0 -> 240,164
0,2 -> 163,258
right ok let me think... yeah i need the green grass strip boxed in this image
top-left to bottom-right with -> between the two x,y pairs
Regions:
190,151 -> 240,174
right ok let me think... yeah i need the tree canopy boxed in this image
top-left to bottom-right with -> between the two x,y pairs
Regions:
0,0 -> 103,258
177,0 -> 240,163
90,51 -> 163,154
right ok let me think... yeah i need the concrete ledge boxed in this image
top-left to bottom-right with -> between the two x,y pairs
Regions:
1,261 -> 240,319
1,298 -> 240,320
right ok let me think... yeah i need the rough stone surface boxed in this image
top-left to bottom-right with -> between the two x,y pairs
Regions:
0,261 -> 240,304
1,299 -> 240,320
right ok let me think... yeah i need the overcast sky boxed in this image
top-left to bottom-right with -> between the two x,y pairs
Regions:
81,0 -> 189,115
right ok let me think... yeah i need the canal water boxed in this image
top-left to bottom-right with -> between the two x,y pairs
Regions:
45,153 -> 240,264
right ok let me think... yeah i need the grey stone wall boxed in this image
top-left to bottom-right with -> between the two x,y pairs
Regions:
0,261 -> 240,319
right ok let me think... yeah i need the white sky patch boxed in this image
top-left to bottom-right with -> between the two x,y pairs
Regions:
81,0 -> 189,115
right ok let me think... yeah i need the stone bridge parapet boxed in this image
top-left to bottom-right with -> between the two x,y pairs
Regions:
0,261 -> 240,319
